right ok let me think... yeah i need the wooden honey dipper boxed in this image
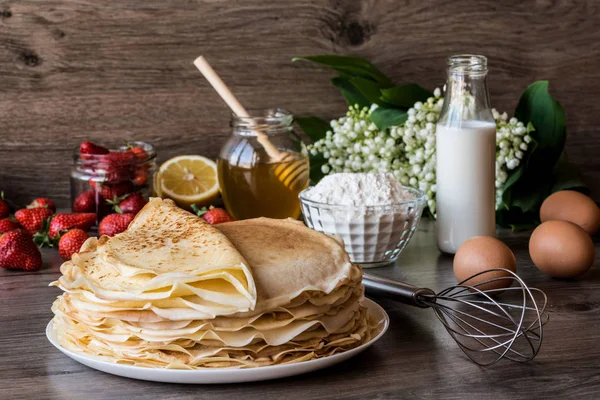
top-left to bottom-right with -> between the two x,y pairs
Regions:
193,56 -> 308,190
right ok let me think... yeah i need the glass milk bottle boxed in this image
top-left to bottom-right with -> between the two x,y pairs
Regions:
436,55 -> 496,254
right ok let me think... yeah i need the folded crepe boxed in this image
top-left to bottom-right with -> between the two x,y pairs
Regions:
50,199 -> 379,369
54,198 -> 257,316
217,218 -> 360,313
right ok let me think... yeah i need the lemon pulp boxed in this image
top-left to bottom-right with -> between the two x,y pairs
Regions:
156,155 -> 220,210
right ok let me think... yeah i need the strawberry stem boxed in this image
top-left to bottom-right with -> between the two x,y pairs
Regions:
105,193 -> 130,213
26,200 -> 48,209
33,218 -> 59,248
191,204 -> 208,217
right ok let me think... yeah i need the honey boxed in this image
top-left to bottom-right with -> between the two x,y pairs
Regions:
218,151 -> 309,220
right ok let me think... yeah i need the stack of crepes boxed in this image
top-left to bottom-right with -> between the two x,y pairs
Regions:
51,198 -> 379,369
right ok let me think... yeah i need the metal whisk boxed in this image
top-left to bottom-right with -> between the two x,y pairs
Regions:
363,269 -> 548,366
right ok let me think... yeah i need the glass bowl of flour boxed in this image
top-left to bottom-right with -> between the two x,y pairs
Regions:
299,172 -> 426,268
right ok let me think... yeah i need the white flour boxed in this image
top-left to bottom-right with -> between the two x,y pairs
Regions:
304,173 -> 414,206
300,172 -> 423,266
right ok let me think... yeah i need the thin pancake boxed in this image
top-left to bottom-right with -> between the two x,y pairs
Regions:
52,198 -> 257,314
217,218 -> 361,313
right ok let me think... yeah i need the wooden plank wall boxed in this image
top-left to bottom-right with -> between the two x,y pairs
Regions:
0,0 -> 598,207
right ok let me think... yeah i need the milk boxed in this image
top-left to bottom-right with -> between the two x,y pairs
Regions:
436,121 -> 496,254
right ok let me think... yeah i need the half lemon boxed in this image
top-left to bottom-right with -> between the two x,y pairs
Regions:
157,155 -> 220,210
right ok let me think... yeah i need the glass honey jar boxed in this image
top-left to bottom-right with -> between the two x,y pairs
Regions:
217,109 -> 309,220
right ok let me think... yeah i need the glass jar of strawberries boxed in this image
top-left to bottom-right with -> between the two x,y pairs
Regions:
70,141 -> 156,221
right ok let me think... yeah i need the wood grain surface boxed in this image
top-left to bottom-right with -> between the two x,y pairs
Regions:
0,0 -> 599,206
0,219 -> 599,399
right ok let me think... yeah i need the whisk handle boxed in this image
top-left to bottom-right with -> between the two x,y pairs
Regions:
362,273 -> 435,308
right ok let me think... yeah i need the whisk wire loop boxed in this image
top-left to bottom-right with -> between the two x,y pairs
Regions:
363,268 -> 548,366
432,269 -> 547,365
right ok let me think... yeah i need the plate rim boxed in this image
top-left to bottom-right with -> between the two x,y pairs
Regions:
46,298 -> 389,381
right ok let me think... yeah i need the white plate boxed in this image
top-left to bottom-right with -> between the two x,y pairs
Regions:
46,298 -> 389,384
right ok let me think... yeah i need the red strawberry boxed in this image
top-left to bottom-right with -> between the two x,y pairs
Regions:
15,207 -> 54,234
133,166 -> 149,186
80,141 -> 109,156
27,197 -> 56,212
192,205 -> 235,225
125,145 -> 149,185
73,190 -> 97,213
0,192 -> 9,219
49,213 -> 97,238
0,219 -> 20,233
0,229 -> 42,271
58,229 -> 89,260
128,146 -> 147,160
99,213 -> 135,237
101,152 -> 136,183
96,181 -> 134,200
108,193 -> 147,215
104,151 -> 136,163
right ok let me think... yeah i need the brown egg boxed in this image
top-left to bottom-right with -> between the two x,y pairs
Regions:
529,220 -> 595,278
453,236 -> 517,291
540,190 -> 600,235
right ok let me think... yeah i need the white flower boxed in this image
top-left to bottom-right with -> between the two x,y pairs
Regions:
307,90 -> 533,216
520,142 -> 528,151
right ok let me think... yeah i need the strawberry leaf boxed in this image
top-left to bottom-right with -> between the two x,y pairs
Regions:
191,204 -> 208,217
33,219 -> 58,247
106,193 -> 130,213
26,200 -> 48,209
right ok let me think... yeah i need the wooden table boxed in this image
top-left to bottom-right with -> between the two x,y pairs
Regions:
1,220 -> 599,400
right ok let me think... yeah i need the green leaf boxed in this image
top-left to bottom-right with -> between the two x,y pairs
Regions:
499,81 -> 566,217
514,81 -> 566,175
370,108 -> 408,131
511,187 -> 548,214
287,129 -> 304,153
498,136 -> 538,210
508,223 -> 537,232
380,84 -> 433,108
332,77 -> 371,108
496,208 -> 539,231
348,77 -> 389,107
309,153 -> 327,183
497,175 -> 521,212
526,121 -> 535,134
550,152 -> 590,194
292,55 -> 393,87
294,116 -> 330,143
